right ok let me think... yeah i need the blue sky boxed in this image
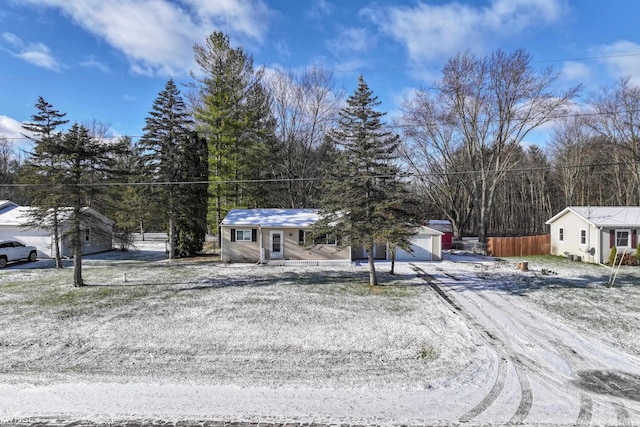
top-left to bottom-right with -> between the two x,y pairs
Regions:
2,0 -> 640,149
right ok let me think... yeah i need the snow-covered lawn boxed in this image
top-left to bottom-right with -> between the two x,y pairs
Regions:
1,245 -> 639,424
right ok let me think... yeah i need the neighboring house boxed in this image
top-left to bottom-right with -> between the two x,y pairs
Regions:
0,200 -> 114,258
546,206 -> 640,264
220,209 -> 351,264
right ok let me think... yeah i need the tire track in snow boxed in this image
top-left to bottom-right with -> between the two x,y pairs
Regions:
467,267 -> 640,425
458,356 -> 509,423
430,265 -> 535,422
411,264 -> 532,424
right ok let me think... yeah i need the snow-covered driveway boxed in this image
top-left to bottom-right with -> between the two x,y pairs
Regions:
410,257 -> 640,425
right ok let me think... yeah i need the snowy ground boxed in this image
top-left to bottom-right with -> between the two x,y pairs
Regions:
0,243 -> 639,425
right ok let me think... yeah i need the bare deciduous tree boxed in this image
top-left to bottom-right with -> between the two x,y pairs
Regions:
263,66 -> 343,208
402,49 -> 580,243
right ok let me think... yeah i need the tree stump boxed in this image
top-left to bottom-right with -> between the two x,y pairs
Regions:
517,261 -> 529,272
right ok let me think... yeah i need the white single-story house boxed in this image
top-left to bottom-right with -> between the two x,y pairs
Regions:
546,206 -> 640,264
220,208 -> 352,264
0,200 -> 114,258
220,208 -> 443,264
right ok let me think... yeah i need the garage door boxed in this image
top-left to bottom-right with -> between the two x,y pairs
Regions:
395,234 -> 432,261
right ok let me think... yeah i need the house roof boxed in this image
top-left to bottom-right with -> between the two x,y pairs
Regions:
0,203 -> 114,227
0,200 -> 18,211
221,209 -> 320,228
0,205 -> 36,226
427,219 -> 452,232
546,206 -> 640,227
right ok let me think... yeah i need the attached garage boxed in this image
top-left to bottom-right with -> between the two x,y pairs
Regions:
390,226 -> 443,261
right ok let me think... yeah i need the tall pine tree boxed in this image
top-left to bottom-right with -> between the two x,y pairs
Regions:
192,32 -> 273,240
139,79 -> 207,258
20,97 -> 69,268
318,76 -> 414,286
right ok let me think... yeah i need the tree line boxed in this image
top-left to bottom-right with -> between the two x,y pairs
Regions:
2,33 -> 640,285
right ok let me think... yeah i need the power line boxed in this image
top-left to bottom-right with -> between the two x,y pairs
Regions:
4,107 -> 640,142
2,159 -> 639,189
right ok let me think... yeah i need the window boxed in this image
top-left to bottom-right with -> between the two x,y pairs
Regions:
236,229 -> 252,241
616,230 -> 630,248
558,227 -> 564,242
85,229 -> 91,242
580,229 -> 586,245
230,228 -> 257,242
298,230 -> 311,245
315,233 -> 337,245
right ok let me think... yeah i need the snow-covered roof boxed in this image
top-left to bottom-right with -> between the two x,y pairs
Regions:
0,200 -> 18,211
221,209 -> 320,228
0,204 -> 114,227
0,205 -> 37,226
546,206 -> 640,227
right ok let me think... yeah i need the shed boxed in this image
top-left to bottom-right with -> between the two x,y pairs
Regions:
427,220 -> 453,250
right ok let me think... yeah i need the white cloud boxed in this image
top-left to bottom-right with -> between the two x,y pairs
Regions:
14,0 -> 273,76
183,0 -> 272,40
363,0 -> 568,64
80,55 -> 111,74
1,32 -> 60,71
561,61 -> 591,83
0,115 -> 30,142
307,0 -> 333,20
593,40 -> 640,85
327,27 -> 371,57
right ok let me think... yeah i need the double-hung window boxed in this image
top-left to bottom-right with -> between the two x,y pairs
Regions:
579,229 -> 586,245
236,229 -> 252,241
616,230 -> 630,248
558,227 -> 564,242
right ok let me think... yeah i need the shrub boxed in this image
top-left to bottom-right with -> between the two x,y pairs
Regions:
608,246 -> 617,266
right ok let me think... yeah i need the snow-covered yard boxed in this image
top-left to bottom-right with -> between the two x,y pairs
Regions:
1,243 -> 639,425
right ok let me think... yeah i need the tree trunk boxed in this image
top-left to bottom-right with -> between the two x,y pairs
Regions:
72,206 -> 84,287
52,209 -> 63,269
168,214 -> 176,259
73,251 -> 84,287
367,243 -> 377,286
389,245 -> 396,275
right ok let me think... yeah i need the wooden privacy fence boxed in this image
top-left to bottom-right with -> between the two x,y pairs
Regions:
487,234 -> 550,257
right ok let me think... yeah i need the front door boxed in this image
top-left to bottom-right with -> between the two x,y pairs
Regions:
270,230 -> 283,259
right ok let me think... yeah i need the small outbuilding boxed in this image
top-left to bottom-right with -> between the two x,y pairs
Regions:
546,206 -> 640,264
427,220 -> 453,250
0,200 -> 114,258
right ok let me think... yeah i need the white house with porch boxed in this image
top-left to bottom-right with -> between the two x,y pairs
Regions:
546,206 -> 640,264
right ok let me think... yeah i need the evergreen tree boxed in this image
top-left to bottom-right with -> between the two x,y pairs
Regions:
192,31 -> 273,240
139,79 -> 207,258
174,131 -> 208,257
20,97 -> 69,268
43,123 -> 127,287
318,76 -> 414,286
